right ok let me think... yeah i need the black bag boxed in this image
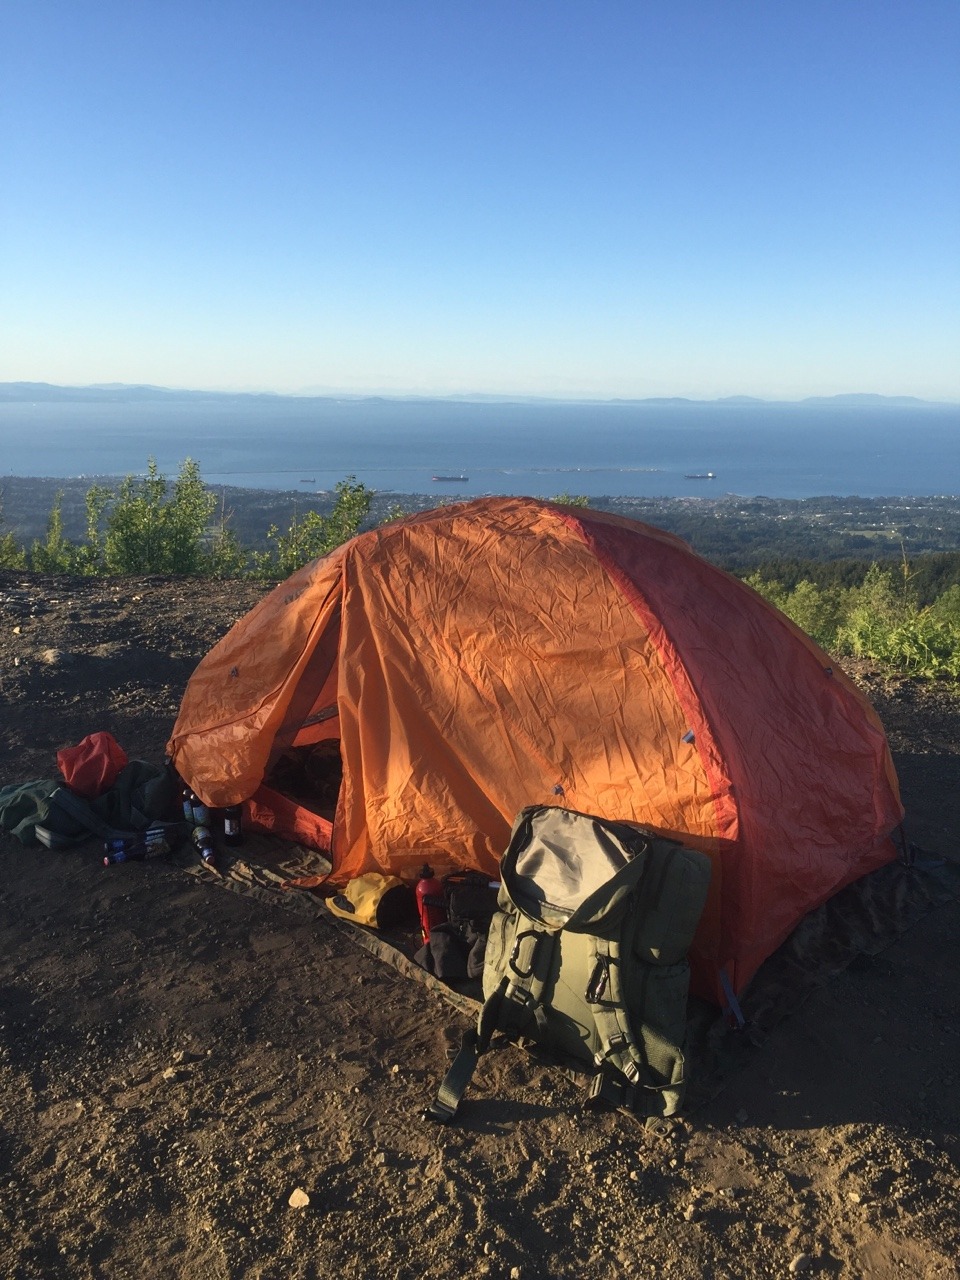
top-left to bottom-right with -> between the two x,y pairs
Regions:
414,871 -> 500,983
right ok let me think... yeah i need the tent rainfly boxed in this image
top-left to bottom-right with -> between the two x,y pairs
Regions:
168,497 -> 903,1002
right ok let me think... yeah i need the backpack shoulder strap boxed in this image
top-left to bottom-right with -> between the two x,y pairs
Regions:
424,923 -> 556,1124
587,934 -> 645,1085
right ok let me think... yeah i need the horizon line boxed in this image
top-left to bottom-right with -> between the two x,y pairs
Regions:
1,379 -> 957,408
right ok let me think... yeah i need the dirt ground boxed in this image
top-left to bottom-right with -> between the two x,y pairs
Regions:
1,567 -> 958,1280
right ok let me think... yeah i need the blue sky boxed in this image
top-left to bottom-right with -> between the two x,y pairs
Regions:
2,1 -> 958,400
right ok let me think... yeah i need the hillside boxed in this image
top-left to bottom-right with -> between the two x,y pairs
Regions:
1,569 -> 958,1279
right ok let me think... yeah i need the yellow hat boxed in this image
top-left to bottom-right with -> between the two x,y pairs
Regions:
325,873 -> 416,929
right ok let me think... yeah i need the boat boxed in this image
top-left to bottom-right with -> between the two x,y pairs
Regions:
299,478 -> 315,483
684,472 -> 716,479
432,475 -> 468,482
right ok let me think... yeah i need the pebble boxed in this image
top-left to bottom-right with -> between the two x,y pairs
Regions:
683,1204 -> 697,1221
788,1254 -> 812,1274
288,1188 -> 310,1209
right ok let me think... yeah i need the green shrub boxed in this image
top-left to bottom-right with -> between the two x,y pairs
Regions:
0,496 -> 26,569
252,476 -> 373,578
98,458 -> 218,575
749,562 -> 960,680
30,491 -> 80,573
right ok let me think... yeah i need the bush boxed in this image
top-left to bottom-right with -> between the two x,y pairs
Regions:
0,496 -> 26,569
30,491 -> 79,573
252,477 -> 373,578
749,562 -> 960,680
95,458 -> 218,576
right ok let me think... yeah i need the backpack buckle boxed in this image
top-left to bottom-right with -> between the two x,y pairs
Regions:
585,955 -> 610,1003
422,1099 -> 457,1125
509,930 -> 542,979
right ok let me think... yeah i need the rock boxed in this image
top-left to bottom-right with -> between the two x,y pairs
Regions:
41,647 -> 75,666
683,1204 -> 697,1221
788,1254 -> 812,1274
288,1188 -> 310,1209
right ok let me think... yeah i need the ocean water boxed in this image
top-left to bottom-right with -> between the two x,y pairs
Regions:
0,397 -> 957,498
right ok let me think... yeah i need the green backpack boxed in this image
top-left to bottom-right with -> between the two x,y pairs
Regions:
426,805 -> 712,1124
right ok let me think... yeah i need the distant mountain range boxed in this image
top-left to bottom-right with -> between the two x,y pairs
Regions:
0,381 -> 952,409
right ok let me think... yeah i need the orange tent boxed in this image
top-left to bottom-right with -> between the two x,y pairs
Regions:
168,497 -> 903,1001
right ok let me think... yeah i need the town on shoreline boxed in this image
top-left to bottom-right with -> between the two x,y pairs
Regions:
2,474 -> 959,575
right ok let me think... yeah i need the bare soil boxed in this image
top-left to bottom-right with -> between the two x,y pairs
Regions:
1,568 -> 958,1280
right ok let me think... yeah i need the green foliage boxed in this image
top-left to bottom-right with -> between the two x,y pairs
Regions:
97,458 -> 218,575
0,496 -> 26,569
8,462 -> 960,683
205,489 -> 249,579
30,491 -> 79,572
380,501 -> 412,525
76,485 -> 111,575
550,492 -> 590,507
252,476 -> 373,578
748,561 -> 960,680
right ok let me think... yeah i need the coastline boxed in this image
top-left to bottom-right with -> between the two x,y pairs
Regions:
3,474 -> 960,568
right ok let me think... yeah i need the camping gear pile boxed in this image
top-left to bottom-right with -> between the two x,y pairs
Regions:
0,730 -> 180,856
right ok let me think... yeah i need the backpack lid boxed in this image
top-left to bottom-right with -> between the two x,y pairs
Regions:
501,805 -> 654,931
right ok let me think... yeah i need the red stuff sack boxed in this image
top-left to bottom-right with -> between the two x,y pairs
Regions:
57,732 -> 129,798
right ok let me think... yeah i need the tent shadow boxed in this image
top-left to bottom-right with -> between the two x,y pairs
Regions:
685,862 -> 960,1139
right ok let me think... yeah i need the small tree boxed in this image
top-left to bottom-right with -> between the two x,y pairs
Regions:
101,458 -> 218,575
206,488 -> 248,578
0,495 -> 26,569
254,476 -> 373,577
30,491 -> 79,573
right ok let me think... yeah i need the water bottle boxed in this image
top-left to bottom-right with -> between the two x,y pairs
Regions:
415,864 -> 447,944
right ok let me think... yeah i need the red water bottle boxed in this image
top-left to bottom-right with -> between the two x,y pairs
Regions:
415,863 -> 446,943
